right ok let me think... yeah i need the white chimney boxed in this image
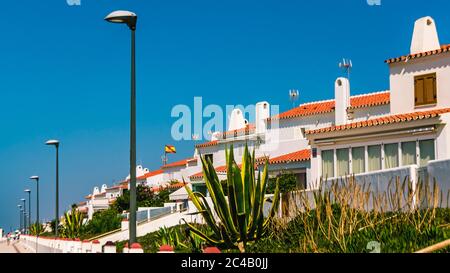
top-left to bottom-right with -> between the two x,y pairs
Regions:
255,101 -> 270,134
335,77 -> 350,126
410,16 -> 440,55
228,109 -> 246,131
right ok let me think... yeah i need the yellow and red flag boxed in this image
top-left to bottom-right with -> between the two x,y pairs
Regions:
165,145 -> 177,154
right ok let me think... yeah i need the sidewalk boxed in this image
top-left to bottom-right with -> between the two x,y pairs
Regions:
0,241 -> 32,253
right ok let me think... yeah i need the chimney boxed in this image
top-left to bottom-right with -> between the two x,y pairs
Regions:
255,101 -> 270,134
410,16 -> 440,55
228,108 -> 246,131
335,77 -> 350,126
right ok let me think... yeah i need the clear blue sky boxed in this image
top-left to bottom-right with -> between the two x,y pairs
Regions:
1,0 -> 450,231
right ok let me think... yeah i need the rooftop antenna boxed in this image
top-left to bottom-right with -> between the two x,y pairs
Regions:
339,58 -> 353,79
289,89 -> 299,109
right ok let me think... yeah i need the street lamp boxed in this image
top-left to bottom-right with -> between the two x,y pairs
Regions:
29,176 -> 39,253
21,198 -> 26,233
46,139 -> 60,237
105,10 -> 138,245
17,205 -> 22,232
24,189 -> 31,234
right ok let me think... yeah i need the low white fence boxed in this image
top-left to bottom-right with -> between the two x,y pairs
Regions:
20,235 -> 144,253
282,159 -> 450,218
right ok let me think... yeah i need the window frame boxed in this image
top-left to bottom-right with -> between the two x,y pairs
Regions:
414,73 -> 437,107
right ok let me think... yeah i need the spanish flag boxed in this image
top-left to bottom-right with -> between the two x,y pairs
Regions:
165,145 -> 177,154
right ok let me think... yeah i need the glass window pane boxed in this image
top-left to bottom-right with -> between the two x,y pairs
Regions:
419,140 -> 435,166
321,150 -> 334,178
352,147 -> 365,174
402,142 -> 416,166
384,143 -> 399,169
336,148 -> 349,177
368,145 -> 381,172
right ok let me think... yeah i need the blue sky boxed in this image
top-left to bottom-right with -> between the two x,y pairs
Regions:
1,0 -> 450,230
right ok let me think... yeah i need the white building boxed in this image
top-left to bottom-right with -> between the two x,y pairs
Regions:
176,16 -> 450,202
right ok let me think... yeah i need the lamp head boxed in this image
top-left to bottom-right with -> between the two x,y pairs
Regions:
17,204 -> 22,208
105,10 -> 137,30
21,198 -> 26,202
45,139 -> 60,147
30,176 -> 39,181
24,189 -> 31,193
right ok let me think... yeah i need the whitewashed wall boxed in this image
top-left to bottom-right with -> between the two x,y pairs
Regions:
389,54 -> 450,115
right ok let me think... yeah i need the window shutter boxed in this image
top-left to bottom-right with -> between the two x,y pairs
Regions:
415,77 -> 424,105
414,73 -> 437,106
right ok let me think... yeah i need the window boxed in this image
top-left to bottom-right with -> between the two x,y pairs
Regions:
368,145 -> 382,172
384,143 -> 399,169
419,139 -> 435,166
295,173 -> 307,190
321,150 -> 334,178
402,142 -> 416,166
205,154 -> 214,164
352,147 -> 365,174
415,73 -> 437,106
336,148 -> 349,177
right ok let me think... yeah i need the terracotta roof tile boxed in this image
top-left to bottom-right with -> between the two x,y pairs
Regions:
162,158 -> 196,169
195,140 -> 218,149
195,124 -> 255,149
137,169 -> 163,180
271,91 -> 390,120
306,108 -> 450,135
385,44 -> 450,64
268,149 -> 311,164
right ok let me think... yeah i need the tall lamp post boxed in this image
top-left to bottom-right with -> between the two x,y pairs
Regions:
21,198 -> 27,233
105,10 -> 138,244
30,176 -> 39,253
24,189 -> 31,235
46,140 -> 60,237
17,205 -> 22,232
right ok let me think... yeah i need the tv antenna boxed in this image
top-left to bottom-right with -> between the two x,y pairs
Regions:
339,58 -> 353,79
289,89 -> 299,109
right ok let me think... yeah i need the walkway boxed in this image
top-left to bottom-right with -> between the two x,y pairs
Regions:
0,240 -> 31,253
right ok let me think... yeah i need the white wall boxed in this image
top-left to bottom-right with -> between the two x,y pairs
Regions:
389,54 -> 450,114
426,159 -> 450,208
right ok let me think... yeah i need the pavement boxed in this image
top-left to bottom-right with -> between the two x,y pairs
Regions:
0,240 -> 32,253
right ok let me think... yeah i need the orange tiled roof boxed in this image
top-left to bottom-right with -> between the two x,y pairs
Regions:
196,140 -> 218,149
107,184 -> 128,190
84,195 -> 92,200
77,201 -> 87,206
269,149 -> 311,164
223,124 -> 256,137
195,124 -> 256,149
162,158 -> 196,169
151,182 -> 186,193
385,44 -> 450,64
306,108 -> 450,135
189,164 -> 253,180
271,91 -> 390,120
94,192 -> 106,198
137,169 -> 163,180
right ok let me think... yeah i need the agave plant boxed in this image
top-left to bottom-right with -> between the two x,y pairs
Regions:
60,208 -> 85,239
184,144 -> 280,253
29,222 -> 44,236
156,226 -> 188,249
